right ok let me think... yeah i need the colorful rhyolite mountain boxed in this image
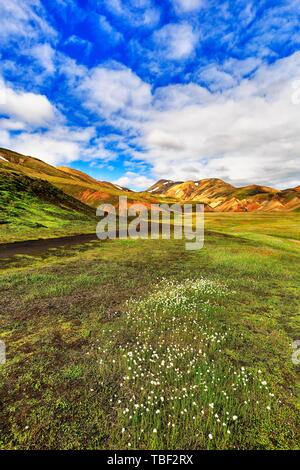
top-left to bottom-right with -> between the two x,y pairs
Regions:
0,148 -> 299,212
145,179 -> 300,212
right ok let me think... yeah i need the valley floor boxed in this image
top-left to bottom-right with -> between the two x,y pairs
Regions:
0,213 -> 299,449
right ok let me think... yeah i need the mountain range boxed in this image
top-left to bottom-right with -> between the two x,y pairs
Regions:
146,179 -> 300,212
0,148 -> 299,220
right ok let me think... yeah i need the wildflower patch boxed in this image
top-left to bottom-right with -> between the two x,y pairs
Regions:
95,278 -> 276,449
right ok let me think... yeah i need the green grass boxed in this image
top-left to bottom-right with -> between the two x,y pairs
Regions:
0,214 -> 299,449
205,212 -> 300,241
0,170 -> 96,243
0,167 -> 169,243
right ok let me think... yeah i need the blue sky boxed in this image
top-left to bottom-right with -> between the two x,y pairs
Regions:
0,0 -> 300,189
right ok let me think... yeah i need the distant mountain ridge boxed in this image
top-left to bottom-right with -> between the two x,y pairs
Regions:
0,147 -> 156,209
145,178 -> 300,212
0,147 -> 299,212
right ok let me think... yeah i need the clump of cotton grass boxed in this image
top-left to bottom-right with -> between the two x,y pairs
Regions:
93,278 -> 275,450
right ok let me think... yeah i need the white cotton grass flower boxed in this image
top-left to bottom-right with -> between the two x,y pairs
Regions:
95,279 -> 276,449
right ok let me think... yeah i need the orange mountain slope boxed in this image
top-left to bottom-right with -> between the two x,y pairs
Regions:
1,147 -> 299,212
145,178 -> 300,212
0,148 -> 159,209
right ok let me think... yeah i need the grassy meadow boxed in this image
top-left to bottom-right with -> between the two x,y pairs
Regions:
0,170 -> 96,243
0,213 -> 299,449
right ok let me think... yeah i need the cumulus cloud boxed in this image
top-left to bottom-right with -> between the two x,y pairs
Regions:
113,171 -> 155,190
154,83 -> 212,110
172,0 -> 204,14
0,118 -> 25,131
1,0 -> 299,190
197,65 -> 237,92
135,52 -> 300,188
66,51 -> 300,189
0,74 -> 119,167
0,78 -> 57,125
105,0 -> 160,28
223,57 -> 261,80
153,22 -> 200,60
3,48 -> 299,189
79,63 -> 152,121
196,58 -> 262,92
0,74 -> 100,167
1,126 -> 97,166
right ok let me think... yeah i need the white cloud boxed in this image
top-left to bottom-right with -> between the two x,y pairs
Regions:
153,23 -> 200,60
2,22 -> 299,190
172,0 -> 204,14
197,65 -> 237,91
98,15 -> 124,44
154,83 -> 212,110
0,0 -> 57,45
0,70 -> 119,167
196,59 -> 262,92
114,171 -> 155,190
0,75 -> 99,167
0,1 -> 58,80
11,134 -> 83,166
0,118 -> 25,131
2,126 -> 96,166
83,136 -> 120,163
79,63 -> 152,119
70,51 -> 300,189
133,52 -> 300,188
105,0 -> 160,28
0,78 -> 57,126
57,54 -> 87,87
223,57 -> 261,80
29,43 -> 56,74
